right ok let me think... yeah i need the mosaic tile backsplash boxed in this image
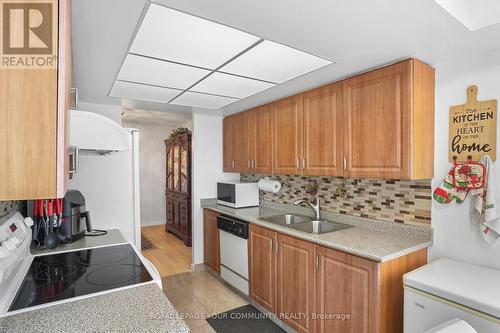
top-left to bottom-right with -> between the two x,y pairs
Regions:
241,174 -> 432,227
0,201 -> 22,218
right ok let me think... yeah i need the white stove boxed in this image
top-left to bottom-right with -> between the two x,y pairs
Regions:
0,212 -> 161,317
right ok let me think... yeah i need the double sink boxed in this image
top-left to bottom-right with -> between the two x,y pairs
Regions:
259,214 -> 353,234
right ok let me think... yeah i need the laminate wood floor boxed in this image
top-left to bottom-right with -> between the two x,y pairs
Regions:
163,271 -> 249,333
141,225 -> 192,277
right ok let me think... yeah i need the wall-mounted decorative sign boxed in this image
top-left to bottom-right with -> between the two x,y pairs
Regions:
448,85 -> 497,162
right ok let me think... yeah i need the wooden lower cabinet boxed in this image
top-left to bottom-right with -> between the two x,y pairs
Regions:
203,209 -> 220,273
249,225 -> 428,333
316,246 -> 379,333
277,234 -> 316,333
249,225 -> 277,313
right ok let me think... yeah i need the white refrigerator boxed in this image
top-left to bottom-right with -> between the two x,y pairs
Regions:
68,111 -> 141,248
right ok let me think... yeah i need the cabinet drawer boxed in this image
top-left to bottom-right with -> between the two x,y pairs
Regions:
404,287 -> 500,333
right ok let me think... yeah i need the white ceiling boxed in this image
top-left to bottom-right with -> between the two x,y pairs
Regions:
72,0 -> 500,116
109,3 -> 332,109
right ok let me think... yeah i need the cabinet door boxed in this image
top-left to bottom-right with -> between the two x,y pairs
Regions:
249,105 -> 273,173
277,234 -> 316,333
343,60 -> 410,179
273,95 -> 303,175
203,210 -> 220,272
249,225 -> 277,313
233,112 -> 251,172
179,201 -> 188,234
165,197 -> 174,228
303,83 -> 343,176
56,0 -> 72,197
316,246 -> 379,333
0,0 -> 71,200
223,116 -> 235,172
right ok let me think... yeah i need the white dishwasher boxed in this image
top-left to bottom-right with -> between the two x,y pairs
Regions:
404,258 -> 500,333
217,215 -> 249,295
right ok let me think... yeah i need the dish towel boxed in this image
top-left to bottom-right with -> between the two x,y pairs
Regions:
470,155 -> 500,243
433,164 -> 469,204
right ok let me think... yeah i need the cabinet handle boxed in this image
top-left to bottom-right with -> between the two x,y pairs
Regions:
296,158 -> 300,169
316,255 -> 320,269
414,302 -> 426,310
275,240 -> 279,254
343,156 -> 347,170
302,158 -> 306,169
232,160 -> 235,168
269,239 -> 272,252
248,159 -> 251,168
251,160 -> 255,169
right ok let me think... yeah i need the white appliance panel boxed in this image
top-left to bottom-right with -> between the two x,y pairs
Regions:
220,266 -> 249,295
219,230 -> 248,279
68,130 -> 140,246
404,288 -> 498,333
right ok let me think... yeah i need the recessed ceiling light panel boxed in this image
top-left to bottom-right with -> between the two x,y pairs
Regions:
130,4 -> 260,69
170,91 -> 237,109
220,40 -> 332,83
110,81 -> 182,103
117,54 -> 210,90
434,0 -> 500,31
191,72 -> 275,98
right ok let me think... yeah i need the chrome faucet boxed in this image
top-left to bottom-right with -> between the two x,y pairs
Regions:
293,195 -> 321,220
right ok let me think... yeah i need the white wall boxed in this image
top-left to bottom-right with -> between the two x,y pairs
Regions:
430,64 -> 500,270
191,113 -> 239,265
122,121 -> 178,226
78,102 -> 122,123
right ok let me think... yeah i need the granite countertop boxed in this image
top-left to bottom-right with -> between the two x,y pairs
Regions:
31,229 -> 127,255
0,284 -> 189,333
202,200 -> 432,262
3,229 -> 189,333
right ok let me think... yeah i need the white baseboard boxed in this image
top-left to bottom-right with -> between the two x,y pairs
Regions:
141,219 -> 164,227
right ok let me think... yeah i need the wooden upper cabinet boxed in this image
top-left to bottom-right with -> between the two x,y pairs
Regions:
316,246 -> 379,333
277,234 -> 316,333
223,115 -> 235,172
249,225 -> 277,313
233,112 -> 251,172
0,0 -> 72,200
343,59 -> 434,179
273,95 -> 303,175
221,58 -> 434,179
248,105 -> 273,173
303,82 -> 344,176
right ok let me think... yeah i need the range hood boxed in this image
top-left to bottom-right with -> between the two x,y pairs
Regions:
70,110 -> 130,154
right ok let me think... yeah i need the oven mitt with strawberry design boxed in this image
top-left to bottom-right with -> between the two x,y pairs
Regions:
433,165 -> 469,204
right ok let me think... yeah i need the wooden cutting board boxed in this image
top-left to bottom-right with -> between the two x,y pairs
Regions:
448,85 -> 497,162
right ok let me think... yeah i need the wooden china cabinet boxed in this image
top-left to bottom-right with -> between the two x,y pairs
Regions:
165,133 -> 192,246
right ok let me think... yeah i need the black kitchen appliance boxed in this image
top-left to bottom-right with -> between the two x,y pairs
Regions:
8,244 -> 153,311
60,190 -> 91,243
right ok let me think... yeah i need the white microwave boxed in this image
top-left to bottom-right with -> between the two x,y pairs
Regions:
217,181 -> 259,208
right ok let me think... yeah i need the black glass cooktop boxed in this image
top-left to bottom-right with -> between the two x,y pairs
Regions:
9,244 -> 153,311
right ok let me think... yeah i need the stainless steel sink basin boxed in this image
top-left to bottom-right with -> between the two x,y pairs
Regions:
260,214 -> 311,225
289,220 -> 353,234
